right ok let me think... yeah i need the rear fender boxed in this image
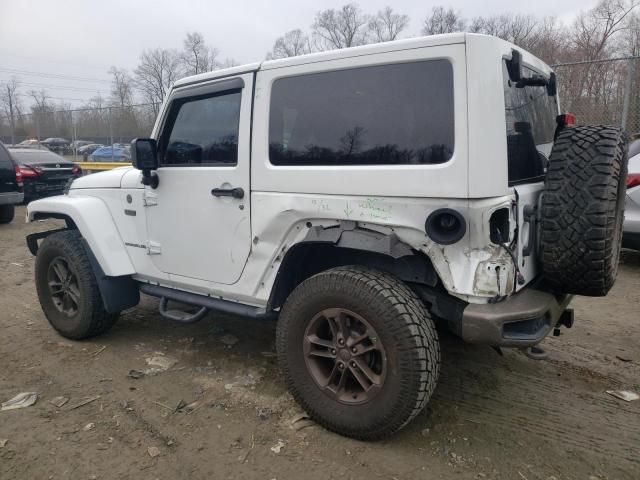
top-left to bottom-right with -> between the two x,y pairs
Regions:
26,195 -> 135,277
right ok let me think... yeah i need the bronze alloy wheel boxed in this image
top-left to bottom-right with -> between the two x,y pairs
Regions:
303,307 -> 387,404
35,230 -> 119,339
277,266 -> 440,439
47,256 -> 81,317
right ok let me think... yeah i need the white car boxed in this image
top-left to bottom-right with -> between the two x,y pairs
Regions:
623,140 -> 640,250
25,34 -> 628,440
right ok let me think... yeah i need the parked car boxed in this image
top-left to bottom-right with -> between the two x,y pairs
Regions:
623,139 -> 640,250
19,139 -> 40,146
40,137 -> 70,155
25,34 -> 628,440
8,148 -> 81,202
78,143 -> 104,160
88,146 -> 130,162
0,141 -> 23,223
70,140 -> 93,151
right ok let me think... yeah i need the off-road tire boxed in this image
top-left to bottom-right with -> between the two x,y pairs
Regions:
0,204 -> 15,224
276,266 -> 440,440
35,230 -> 118,339
541,125 -> 628,296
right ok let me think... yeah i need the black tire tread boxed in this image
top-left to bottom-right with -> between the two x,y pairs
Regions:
0,204 -> 15,224
276,266 -> 440,440
35,230 -> 118,339
541,125 -> 628,296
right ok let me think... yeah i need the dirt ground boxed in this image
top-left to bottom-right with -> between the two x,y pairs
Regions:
1,206 -> 638,480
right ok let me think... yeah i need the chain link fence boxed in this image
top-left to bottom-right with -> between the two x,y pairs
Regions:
0,103 -> 159,160
1,57 -> 639,158
553,56 -> 640,136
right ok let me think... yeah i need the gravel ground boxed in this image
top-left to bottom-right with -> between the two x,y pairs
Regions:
1,206 -> 639,480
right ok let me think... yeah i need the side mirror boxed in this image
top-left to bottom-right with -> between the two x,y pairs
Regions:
131,138 -> 159,188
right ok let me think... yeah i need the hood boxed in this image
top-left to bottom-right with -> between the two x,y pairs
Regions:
70,166 -> 131,189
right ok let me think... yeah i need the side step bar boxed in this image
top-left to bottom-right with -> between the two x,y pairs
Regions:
139,283 -> 278,323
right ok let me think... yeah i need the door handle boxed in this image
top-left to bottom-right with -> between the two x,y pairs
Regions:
211,187 -> 244,199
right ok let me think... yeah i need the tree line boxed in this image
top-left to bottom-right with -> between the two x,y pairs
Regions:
1,0 -> 639,143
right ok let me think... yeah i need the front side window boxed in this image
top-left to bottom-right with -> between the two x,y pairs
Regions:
161,90 -> 241,166
503,61 -> 558,185
269,60 -> 455,166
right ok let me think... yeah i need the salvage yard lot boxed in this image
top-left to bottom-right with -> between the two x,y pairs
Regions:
1,207 -> 639,480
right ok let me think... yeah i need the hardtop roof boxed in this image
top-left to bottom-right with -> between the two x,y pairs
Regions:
173,33 -> 469,88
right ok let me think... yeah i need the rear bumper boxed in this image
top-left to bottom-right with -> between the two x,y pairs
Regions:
461,288 -> 573,347
24,181 -> 68,200
0,191 -> 24,205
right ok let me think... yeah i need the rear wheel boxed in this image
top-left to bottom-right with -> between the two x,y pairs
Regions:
276,266 -> 440,440
35,230 -> 118,339
0,204 -> 15,224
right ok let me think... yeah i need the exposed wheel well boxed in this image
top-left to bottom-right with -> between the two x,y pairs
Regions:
267,242 -> 439,311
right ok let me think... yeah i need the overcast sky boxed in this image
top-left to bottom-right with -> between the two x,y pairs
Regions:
1,0 -> 598,107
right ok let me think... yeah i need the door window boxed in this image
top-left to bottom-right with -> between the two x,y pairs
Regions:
161,90 -> 241,166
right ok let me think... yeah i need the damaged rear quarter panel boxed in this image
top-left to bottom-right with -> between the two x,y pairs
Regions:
247,192 -> 516,304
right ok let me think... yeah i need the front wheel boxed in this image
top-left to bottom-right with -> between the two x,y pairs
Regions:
35,230 -> 118,339
276,266 -> 440,440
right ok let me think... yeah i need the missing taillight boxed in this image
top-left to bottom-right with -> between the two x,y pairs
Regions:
490,208 -> 510,244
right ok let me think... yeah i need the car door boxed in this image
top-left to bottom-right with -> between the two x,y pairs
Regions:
145,74 -> 253,285
0,143 -> 18,195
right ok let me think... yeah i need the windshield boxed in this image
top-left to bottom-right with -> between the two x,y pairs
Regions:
503,61 -> 558,185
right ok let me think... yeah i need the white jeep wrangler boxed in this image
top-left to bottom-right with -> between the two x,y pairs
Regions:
26,34 -> 628,440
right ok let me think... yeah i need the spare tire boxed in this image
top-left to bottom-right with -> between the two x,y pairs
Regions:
540,125 -> 628,296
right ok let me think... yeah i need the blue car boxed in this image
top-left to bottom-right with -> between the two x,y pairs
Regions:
88,146 -> 131,162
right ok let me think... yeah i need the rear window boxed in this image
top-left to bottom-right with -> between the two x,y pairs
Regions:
269,60 -> 455,166
503,61 -> 558,185
8,149 -> 65,165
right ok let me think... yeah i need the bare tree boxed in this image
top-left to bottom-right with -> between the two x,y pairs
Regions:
134,48 -> 182,115
422,6 -> 466,35
571,0 -> 639,60
312,3 -> 370,50
28,89 -> 53,140
1,77 -> 21,144
470,13 -> 538,48
181,32 -> 219,75
29,89 -> 50,111
267,29 -> 312,59
368,7 -> 409,42
527,17 -> 567,65
108,67 -> 134,109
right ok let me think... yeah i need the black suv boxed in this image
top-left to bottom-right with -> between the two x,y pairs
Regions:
0,142 -> 23,224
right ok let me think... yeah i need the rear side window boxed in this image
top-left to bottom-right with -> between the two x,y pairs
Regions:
503,61 -> 558,185
161,90 -> 241,166
269,60 -> 455,166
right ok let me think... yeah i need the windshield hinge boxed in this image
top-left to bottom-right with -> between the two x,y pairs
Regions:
147,240 -> 162,255
143,190 -> 158,206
